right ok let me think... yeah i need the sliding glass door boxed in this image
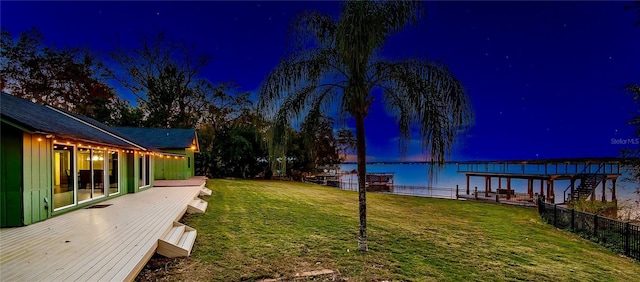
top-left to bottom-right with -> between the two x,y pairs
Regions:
77,148 -> 106,202
53,145 -> 121,210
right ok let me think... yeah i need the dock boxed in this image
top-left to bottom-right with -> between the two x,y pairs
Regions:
457,158 -> 622,204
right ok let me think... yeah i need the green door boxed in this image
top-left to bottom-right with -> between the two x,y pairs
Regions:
154,156 -> 165,180
1,125 -> 24,227
21,133 -> 52,225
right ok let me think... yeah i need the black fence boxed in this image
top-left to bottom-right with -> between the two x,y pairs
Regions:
537,197 -> 639,261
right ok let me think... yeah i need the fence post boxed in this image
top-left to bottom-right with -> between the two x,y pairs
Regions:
495,193 -> 499,203
474,186 -> 478,200
570,208 -> 575,232
456,185 -> 459,199
593,214 -> 598,240
553,204 -> 557,227
625,222 -> 630,257
536,194 -> 542,214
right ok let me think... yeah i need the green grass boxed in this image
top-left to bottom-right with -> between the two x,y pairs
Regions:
140,179 -> 640,281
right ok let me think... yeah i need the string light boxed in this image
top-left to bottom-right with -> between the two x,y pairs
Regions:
46,139 -> 186,162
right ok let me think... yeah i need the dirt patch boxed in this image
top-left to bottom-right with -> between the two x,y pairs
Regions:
257,269 -> 342,282
135,254 -> 192,281
136,255 -> 346,282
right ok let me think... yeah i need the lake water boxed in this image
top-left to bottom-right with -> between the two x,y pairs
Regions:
338,163 -> 639,205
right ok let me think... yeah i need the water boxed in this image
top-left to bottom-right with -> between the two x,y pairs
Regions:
339,163 -> 639,204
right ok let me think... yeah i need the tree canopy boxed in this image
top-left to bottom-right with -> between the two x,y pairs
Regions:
107,31 -> 214,129
1,28 -> 115,121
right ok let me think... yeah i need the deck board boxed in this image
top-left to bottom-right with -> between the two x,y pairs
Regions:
0,185 -> 203,281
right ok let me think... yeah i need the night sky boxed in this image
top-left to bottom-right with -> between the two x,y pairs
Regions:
2,1 -> 639,162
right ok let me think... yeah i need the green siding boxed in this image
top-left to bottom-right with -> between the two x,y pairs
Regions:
118,151 -> 130,194
149,156 -> 154,187
154,149 -> 195,180
125,152 -> 135,193
21,133 -> 52,225
1,124 -> 24,227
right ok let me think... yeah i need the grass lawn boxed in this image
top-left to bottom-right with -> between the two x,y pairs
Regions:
137,179 -> 640,281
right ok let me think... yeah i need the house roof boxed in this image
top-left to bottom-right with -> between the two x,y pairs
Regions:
113,127 -> 198,151
0,92 -> 145,150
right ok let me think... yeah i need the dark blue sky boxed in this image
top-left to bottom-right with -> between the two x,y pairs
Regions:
2,1 -> 639,162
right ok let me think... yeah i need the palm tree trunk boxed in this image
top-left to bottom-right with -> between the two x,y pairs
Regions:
355,113 -> 368,251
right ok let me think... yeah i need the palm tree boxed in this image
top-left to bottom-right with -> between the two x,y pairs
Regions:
259,1 -> 473,251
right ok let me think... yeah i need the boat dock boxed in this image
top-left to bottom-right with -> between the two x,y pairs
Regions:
456,158 -> 622,205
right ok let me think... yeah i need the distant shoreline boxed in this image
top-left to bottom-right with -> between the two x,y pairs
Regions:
342,157 -> 625,165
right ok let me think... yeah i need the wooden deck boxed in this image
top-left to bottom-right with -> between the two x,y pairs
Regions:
0,182 -> 205,281
154,176 -> 208,187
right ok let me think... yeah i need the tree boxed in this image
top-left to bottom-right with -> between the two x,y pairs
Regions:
300,115 -> 342,167
209,125 -> 268,179
621,2 -> 640,194
337,128 -> 356,161
259,1 -> 473,251
196,96 -> 269,178
287,133 -> 314,177
202,83 -> 253,132
626,1 -> 640,26
107,31 -> 213,129
106,97 -> 145,127
1,28 -> 116,120
622,84 -> 640,192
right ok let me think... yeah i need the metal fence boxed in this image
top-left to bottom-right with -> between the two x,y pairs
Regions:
538,197 -> 640,261
337,182 -> 456,199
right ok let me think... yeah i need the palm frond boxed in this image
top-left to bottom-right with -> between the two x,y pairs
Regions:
336,1 -> 422,68
374,59 -> 473,166
288,11 -> 337,53
259,45 -> 345,171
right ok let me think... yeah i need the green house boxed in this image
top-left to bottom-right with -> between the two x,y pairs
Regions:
0,93 -> 199,227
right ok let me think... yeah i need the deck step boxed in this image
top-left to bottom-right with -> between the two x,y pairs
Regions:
157,221 -> 197,258
187,198 -> 208,213
164,224 -> 186,245
199,187 -> 212,196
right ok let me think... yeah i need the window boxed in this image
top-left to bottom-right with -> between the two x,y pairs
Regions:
108,150 -> 119,195
139,153 -> 151,188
